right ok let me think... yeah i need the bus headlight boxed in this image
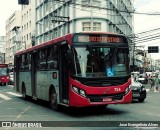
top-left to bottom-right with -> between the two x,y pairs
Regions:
72,86 -> 79,93
72,86 -> 86,97
79,90 -> 86,97
125,85 -> 131,94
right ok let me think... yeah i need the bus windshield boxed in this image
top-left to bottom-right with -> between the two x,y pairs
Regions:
72,46 -> 130,78
0,68 -> 8,76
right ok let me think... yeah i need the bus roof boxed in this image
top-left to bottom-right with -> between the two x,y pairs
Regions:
15,33 -> 73,56
15,32 -> 127,56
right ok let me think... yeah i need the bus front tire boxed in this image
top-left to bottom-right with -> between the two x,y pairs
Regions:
50,89 -> 58,111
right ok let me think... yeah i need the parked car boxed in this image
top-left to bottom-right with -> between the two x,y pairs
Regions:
8,72 -> 14,85
131,78 -> 146,102
138,75 -> 146,84
131,72 -> 147,84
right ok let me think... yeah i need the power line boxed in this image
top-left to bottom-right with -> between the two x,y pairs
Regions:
135,35 -> 160,44
135,28 -> 160,35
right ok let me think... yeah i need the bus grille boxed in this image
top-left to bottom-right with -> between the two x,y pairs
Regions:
87,93 -> 125,102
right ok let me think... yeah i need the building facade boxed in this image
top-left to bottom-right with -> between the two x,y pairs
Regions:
5,10 -> 21,65
21,0 -> 36,48
35,0 -> 134,45
5,0 -> 134,64
5,0 -> 36,64
0,36 -> 6,63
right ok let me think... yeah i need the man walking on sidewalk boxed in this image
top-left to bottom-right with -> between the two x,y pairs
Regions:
154,75 -> 159,92
149,76 -> 154,91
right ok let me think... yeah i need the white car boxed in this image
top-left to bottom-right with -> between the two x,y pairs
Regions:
138,75 -> 146,84
8,72 -> 14,85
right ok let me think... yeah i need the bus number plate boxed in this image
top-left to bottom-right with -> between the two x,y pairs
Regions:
103,98 -> 112,102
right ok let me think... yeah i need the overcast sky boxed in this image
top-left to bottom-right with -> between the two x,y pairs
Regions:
134,0 -> 160,59
0,0 -> 21,36
134,0 -> 160,33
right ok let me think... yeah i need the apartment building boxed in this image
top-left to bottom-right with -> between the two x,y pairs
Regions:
5,0 -> 36,64
21,0 -> 36,48
0,36 -> 6,63
5,10 -> 21,65
35,0 -> 134,45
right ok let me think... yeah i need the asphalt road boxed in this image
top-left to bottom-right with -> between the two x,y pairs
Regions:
0,84 -> 159,130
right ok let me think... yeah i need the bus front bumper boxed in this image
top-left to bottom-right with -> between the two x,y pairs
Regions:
69,89 -> 132,107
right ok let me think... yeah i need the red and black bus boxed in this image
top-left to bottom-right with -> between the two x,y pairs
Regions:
0,64 -> 9,86
14,32 -> 132,110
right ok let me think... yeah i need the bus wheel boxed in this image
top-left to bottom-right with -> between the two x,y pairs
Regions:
50,89 -> 58,111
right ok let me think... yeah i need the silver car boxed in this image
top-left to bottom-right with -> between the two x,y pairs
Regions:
8,72 -> 14,85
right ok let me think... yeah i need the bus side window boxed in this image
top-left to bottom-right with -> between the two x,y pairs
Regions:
25,53 -> 31,71
47,46 -> 58,69
19,56 -> 23,71
38,49 -> 47,70
20,54 -> 26,71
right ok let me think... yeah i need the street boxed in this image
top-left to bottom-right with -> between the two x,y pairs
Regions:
0,84 -> 160,130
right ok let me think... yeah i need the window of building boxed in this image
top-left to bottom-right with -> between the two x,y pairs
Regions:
29,33 -> 31,40
82,0 -> 90,7
82,22 -> 91,31
93,22 -> 101,31
82,0 -> 101,9
29,21 -> 31,27
44,2 -> 49,12
27,34 -> 28,41
82,22 -> 101,31
29,9 -> 31,16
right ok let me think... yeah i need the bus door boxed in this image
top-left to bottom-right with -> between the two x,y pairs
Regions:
15,56 -> 20,92
31,53 -> 37,97
59,42 -> 69,104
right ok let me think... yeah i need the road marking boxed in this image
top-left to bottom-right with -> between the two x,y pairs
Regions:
6,92 -> 22,97
15,106 -> 31,121
0,94 -> 11,100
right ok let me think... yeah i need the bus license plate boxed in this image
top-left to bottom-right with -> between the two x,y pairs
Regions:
133,94 -> 140,97
103,98 -> 112,102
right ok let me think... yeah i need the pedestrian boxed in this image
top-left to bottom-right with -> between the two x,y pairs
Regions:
154,75 -> 159,92
149,76 -> 154,91
145,73 -> 148,84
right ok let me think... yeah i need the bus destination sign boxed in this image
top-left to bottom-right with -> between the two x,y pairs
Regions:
73,34 -> 125,43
